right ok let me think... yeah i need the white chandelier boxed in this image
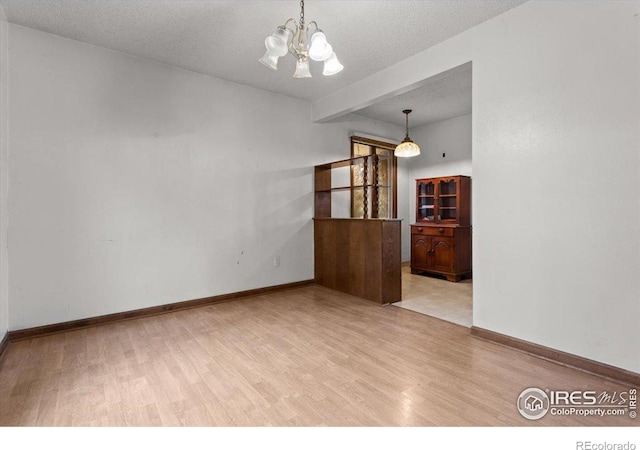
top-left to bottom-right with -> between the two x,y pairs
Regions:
259,0 -> 343,78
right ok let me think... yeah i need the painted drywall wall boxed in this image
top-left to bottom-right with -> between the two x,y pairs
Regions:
0,6 -> 8,342
397,157 -> 410,262
407,114 -> 472,228
314,2 -> 640,373
7,24 -> 404,330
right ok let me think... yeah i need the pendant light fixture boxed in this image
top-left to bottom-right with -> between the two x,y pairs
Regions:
259,0 -> 343,78
395,109 -> 421,157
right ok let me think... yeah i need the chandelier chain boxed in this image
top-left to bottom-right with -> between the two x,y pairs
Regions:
300,0 -> 305,30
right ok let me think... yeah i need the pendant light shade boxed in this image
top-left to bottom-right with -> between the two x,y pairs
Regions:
265,26 -> 292,57
308,31 -> 333,61
322,52 -> 344,76
395,109 -> 421,157
259,51 -> 279,71
394,140 -> 421,157
293,58 -> 312,78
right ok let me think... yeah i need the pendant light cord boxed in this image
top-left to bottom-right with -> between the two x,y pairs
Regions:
405,111 -> 410,139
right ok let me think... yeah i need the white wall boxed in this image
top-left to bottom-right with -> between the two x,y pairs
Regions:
407,113 -> 472,240
410,114 -> 472,180
397,157 -> 410,261
7,24 -> 404,330
313,1 -> 640,373
0,6 -> 8,342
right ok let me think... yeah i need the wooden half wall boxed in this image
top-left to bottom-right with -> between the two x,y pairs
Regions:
314,218 -> 401,304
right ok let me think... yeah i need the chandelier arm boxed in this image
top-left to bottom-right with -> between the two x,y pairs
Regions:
282,18 -> 302,58
283,18 -> 298,34
288,38 -> 304,58
289,46 -> 300,58
306,20 -> 319,34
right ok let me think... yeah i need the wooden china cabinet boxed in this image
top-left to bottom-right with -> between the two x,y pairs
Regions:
410,176 -> 471,282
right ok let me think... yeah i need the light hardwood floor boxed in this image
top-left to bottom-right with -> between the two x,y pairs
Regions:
0,285 -> 635,426
395,266 -> 472,327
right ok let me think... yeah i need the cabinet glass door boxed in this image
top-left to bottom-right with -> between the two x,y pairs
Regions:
417,181 -> 435,222
438,179 -> 457,222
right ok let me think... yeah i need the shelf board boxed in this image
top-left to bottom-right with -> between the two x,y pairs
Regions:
439,207 -> 457,209
353,184 -> 391,189
439,194 -> 457,197
418,195 -> 435,198
316,184 -> 392,193
316,154 -> 393,170
316,186 -> 351,192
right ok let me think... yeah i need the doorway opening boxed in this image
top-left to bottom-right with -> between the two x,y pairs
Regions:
353,62 -> 473,327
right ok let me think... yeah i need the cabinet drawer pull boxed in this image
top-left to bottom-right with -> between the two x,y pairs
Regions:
417,227 -> 423,232
438,228 -> 444,234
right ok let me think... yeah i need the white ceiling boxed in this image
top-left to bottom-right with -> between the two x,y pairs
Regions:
1,0 -> 525,103
355,62 -> 472,128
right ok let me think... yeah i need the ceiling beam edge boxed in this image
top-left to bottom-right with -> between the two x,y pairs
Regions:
310,17 -> 484,123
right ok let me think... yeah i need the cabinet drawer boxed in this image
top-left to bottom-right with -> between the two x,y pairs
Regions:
411,226 -> 454,237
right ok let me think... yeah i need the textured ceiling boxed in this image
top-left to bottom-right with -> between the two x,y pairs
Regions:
1,0 -> 525,102
355,62 -> 472,128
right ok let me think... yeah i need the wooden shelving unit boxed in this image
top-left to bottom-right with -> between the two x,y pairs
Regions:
314,154 -> 394,219
314,156 -> 401,304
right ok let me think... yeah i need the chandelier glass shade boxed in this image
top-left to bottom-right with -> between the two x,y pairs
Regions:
308,31 -> 332,61
258,52 -> 279,71
265,27 -> 292,57
322,52 -> 344,76
259,0 -> 343,78
293,58 -> 312,78
395,110 -> 421,158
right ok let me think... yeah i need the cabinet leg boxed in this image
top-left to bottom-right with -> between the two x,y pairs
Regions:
446,275 -> 462,282
411,269 -> 420,275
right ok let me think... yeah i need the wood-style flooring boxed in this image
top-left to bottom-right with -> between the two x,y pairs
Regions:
0,285 -> 635,426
